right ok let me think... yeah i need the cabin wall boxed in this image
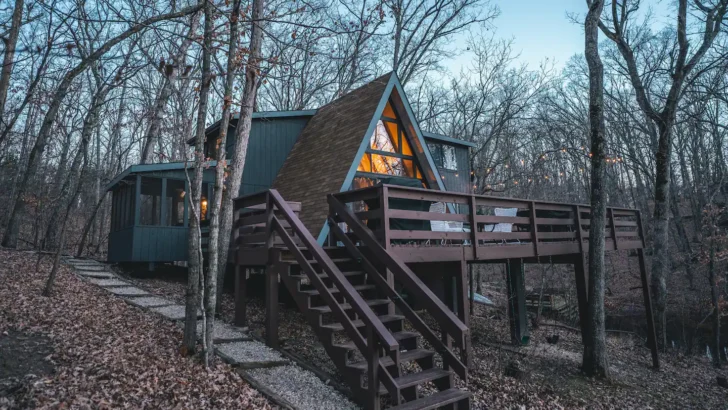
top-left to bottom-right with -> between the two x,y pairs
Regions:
205,116 -> 311,196
425,139 -> 471,194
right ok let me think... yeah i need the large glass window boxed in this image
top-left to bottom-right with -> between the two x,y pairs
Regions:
355,101 -> 426,183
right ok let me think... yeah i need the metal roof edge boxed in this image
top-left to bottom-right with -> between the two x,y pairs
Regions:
105,161 -> 218,191
422,131 -> 477,148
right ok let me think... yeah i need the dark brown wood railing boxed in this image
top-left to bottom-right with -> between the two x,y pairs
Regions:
332,184 -> 644,262
233,190 -> 401,403
328,193 -> 470,376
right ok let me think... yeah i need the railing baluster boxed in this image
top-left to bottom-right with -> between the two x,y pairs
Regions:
529,201 -> 539,257
608,208 -> 618,250
468,195 -> 479,260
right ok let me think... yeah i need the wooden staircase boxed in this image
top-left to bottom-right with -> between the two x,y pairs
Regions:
234,190 -> 471,410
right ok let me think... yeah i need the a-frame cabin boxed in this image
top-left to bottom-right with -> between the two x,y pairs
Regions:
106,73 -> 659,410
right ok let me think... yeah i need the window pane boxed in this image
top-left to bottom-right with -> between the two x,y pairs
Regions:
357,153 -> 372,173
140,177 -> 162,225
428,143 -> 443,168
383,101 -> 396,118
166,179 -> 185,226
370,121 -> 396,152
443,145 -> 457,170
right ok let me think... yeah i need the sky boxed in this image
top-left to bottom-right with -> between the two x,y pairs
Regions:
447,0 -> 675,73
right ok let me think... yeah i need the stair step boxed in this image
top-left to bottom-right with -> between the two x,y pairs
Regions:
348,349 -> 435,372
300,284 -> 375,297
389,388 -> 471,410
310,299 -> 390,314
333,331 -> 418,351
282,258 -> 352,265
290,271 -> 365,282
394,368 -> 452,389
322,314 -> 404,332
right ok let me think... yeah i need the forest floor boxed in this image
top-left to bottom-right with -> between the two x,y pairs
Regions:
117,265 -> 728,410
0,249 -> 272,410
2,252 -> 728,409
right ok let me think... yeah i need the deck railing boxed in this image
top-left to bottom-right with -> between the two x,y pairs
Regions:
331,184 -> 645,262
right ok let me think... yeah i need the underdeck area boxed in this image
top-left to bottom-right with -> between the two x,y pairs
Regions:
230,185 -> 659,410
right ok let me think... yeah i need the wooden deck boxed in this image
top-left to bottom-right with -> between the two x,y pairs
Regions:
330,184 -> 645,263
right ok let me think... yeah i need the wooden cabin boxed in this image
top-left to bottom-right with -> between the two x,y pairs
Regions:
105,162 -> 216,263
106,73 -> 658,410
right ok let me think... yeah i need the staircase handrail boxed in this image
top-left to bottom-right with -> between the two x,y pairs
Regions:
327,193 -> 469,351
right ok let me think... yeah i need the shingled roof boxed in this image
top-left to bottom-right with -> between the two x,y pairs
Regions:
272,73 -> 393,236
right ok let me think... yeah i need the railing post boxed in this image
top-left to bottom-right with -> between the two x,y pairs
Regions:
379,185 -> 390,250
468,195 -> 479,260
529,201 -> 539,257
608,208 -> 618,250
367,328 -> 380,410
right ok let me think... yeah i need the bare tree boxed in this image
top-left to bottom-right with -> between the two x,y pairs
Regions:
215,0 -> 266,305
1,2 -> 204,249
598,0 -> 728,347
583,0 -> 610,379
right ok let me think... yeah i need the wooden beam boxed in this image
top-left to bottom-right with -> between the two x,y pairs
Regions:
234,265 -> 247,327
506,258 -> 529,346
265,262 -> 280,348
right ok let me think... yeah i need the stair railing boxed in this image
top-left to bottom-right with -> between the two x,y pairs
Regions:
327,215 -> 469,381
236,190 -> 401,406
327,194 -> 470,375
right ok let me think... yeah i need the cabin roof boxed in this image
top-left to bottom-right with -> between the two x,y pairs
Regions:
106,161 -> 217,191
271,73 -> 395,235
422,131 -> 476,148
187,110 -> 318,144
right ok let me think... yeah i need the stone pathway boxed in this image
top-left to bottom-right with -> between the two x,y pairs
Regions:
62,257 -> 358,410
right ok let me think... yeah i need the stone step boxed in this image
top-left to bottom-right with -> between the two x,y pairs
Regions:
89,278 -> 129,287
76,271 -> 116,279
125,296 -> 176,308
149,304 -> 201,321
106,286 -> 149,297
216,341 -> 289,369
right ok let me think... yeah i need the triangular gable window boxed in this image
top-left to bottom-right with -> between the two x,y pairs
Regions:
355,101 -> 425,187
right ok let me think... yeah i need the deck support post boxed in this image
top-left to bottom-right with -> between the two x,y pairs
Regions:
457,260 -> 472,368
506,258 -> 529,346
638,249 -> 660,369
573,255 -> 590,346
234,265 -> 247,327
265,262 -> 280,348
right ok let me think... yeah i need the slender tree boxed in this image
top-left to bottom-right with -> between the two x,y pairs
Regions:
583,0 -> 610,379
215,0 -> 266,303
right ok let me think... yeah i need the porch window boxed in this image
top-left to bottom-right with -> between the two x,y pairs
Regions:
166,179 -> 186,226
140,177 -> 162,225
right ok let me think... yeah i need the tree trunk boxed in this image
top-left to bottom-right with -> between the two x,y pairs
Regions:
195,0 -> 216,368
183,6 -> 212,358
215,0 -> 265,308
709,237 -> 721,368
582,0 -> 610,379
650,122 -> 672,349
209,0 -> 241,312
1,3 -> 204,248
76,193 -> 106,257
0,0 -> 24,127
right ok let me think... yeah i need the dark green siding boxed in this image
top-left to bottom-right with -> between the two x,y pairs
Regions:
426,140 -> 471,194
212,116 -> 311,196
132,226 -> 188,262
